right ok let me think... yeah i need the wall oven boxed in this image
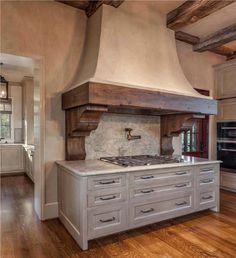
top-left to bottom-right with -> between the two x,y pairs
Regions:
217,122 -> 236,172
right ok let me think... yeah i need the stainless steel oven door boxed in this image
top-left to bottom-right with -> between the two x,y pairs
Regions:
217,142 -> 236,172
217,122 -> 236,140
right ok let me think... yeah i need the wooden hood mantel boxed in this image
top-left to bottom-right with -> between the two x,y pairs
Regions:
62,82 -> 217,160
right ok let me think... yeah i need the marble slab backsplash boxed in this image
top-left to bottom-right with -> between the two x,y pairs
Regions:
85,113 -> 160,160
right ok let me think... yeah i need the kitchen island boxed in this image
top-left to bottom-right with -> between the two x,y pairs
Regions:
56,156 -> 220,250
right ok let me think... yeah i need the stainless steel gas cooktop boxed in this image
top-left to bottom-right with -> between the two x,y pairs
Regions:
100,155 -> 184,167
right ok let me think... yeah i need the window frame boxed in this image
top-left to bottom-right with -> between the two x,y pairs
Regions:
0,97 -> 14,142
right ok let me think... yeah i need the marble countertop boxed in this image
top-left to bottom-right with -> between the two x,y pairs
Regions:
56,156 -> 221,176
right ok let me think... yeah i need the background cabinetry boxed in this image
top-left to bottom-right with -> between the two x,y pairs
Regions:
218,98 -> 236,121
0,145 -> 24,175
24,146 -> 35,182
220,171 -> 236,192
215,60 -> 236,100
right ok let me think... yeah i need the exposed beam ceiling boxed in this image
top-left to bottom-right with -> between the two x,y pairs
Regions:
175,31 -> 235,59
193,23 -> 236,52
167,0 -> 235,30
56,0 -> 124,17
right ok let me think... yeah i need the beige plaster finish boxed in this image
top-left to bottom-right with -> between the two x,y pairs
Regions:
1,0 -> 87,216
72,2 -> 210,99
176,41 -> 224,159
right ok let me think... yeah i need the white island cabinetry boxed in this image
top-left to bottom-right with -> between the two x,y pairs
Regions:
57,159 -> 220,250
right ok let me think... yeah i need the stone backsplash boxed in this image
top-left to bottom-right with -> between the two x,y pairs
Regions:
85,113 -> 161,159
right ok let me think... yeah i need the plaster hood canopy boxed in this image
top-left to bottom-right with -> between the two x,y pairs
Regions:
63,1 -> 217,115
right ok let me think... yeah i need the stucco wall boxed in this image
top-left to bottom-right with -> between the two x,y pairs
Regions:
176,41 -> 224,157
1,0 -> 87,216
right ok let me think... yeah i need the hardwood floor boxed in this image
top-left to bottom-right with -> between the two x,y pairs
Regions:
1,175 -> 236,258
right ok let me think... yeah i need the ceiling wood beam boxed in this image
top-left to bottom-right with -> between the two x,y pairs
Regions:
167,0 -> 235,30
175,31 -> 199,44
193,23 -> 236,52
175,31 -> 235,58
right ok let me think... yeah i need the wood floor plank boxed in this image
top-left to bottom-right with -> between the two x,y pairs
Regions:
168,223 -> 235,258
150,224 -> 218,258
1,175 -> 236,258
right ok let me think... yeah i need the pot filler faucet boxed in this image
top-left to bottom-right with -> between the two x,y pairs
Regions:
125,128 -> 141,141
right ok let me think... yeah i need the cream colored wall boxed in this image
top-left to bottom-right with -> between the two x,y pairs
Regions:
72,2 -> 208,100
175,41 -> 224,158
1,1 -> 87,218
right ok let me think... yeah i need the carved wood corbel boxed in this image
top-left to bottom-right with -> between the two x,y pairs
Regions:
65,105 -> 108,160
161,114 -> 205,155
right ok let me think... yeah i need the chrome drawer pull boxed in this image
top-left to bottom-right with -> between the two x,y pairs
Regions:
201,179 -> 213,184
140,175 -> 154,180
175,201 -> 187,206
100,195 -> 116,201
141,208 -> 154,213
201,168 -> 213,172
99,180 -> 116,185
175,183 -> 187,188
202,195 -> 213,200
99,217 -> 116,223
175,171 -> 187,175
141,189 -> 154,194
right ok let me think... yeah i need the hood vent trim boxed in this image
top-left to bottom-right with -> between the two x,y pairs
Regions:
62,81 -> 217,115
62,81 -> 217,161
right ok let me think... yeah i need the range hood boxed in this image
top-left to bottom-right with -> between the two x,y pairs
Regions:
63,1 -> 216,115
62,2 -> 217,160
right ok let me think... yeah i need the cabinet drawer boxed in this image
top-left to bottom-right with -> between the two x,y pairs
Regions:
130,178 -> 193,201
220,171 -> 236,191
88,187 -> 127,207
130,168 -> 193,188
198,186 -> 217,210
88,174 -> 126,190
198,176 -> 216,186
88,204 -> 127,239
198,165 -> 216,175
130,191 -> 194,227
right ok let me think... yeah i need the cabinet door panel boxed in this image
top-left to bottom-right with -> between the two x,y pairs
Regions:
215,61 -> 236,99
218,99 -> 236,121
1,146 -> 24,172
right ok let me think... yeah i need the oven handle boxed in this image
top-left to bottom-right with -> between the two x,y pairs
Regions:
221,127 -> 236,130
217,140 -> 236,143
221,148 -> 236,152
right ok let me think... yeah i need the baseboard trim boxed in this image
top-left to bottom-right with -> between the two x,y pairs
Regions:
220,186 -> 236,193
44,202 -> 58,220
0,172 -> 25,177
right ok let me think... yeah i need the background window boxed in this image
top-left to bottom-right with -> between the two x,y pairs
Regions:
0,113 -> 11,139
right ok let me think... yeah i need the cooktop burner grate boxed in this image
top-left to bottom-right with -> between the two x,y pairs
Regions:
100,155 -> 183,167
